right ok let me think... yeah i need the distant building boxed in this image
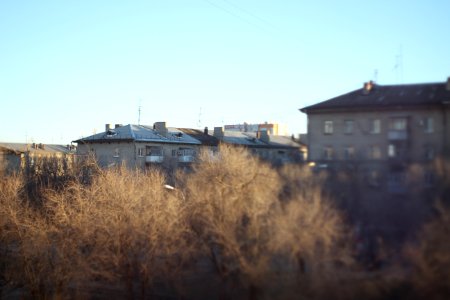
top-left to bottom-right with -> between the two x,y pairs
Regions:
74,123 -> 206,171
300,77 -> 450,244
224,122 -> 288,136
0,142 -> 75,174
211,127 -> 306,165
73,122 -> 305,171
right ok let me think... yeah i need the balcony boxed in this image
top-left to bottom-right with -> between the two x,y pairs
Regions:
145,155 -> 164,163
178,155 -> 195,163
388,130 -> 408,140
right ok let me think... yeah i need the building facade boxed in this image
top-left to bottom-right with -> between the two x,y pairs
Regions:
211,126 -> 305,165
74,123 -> 206,171
74,122 -> 305,171
300,78 -> 450,244
0,142 -> 75,174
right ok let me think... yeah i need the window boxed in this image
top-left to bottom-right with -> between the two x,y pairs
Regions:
424,117 -> 434,133
369,145 -> 381,159
344,146 -> 355,159
138,148 -> 145,157
324,121 -> 333,134
113,148 -> 120,158
368,170 -> 380,187
146,146 -> 163,156
388,144 -> 396,158
424,146 -> 435,160
323,146 -> 333,160
387,172 -> 406,194
388,144 -> 409,159
370,119 -> 381,134
178,147 -> 195,156
389,117 -> 407,131
344,120 -> 354,134
424,171 -> 434,188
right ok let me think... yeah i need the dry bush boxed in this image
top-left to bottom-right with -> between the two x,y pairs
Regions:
180,145 -> 354,299
268,165 -> 356,299
1,166 -> 192,299
40,166 -> 192,298
1,146 -> 359,299
180,145 -> 280,298
405,202 -> 450,300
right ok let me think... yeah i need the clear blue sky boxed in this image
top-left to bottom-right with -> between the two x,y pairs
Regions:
1,0 -> 449,144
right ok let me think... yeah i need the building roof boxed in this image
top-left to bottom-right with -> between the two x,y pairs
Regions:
73,124 -> 304,150
209,130 -> 303,149
74,124 -> 202,145
300,80 -> 450,113
0,142 -> 74,155
178,128 -> 219,146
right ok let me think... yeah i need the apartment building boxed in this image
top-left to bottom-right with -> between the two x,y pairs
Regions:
224,122 -> 289,135
74,122 -> 206,170
0,142 -> 75,174
74,122 -> 305,171
211,126 -> 305,165
300,78 -> 450,242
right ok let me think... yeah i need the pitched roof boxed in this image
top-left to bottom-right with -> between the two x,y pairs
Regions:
0,142 -> 73,155
74,124 -> 201,145
208,130 -> 303,149
300,81 -> 450,113
178,128 -> 219,146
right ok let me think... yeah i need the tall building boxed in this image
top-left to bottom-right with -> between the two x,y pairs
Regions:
300,77 -> 450,244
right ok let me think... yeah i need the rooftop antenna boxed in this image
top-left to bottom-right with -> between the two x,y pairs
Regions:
373,69 -> 378,83
138,99 -> 142,125
393,45 -> 403,83
197,107 -> 202,128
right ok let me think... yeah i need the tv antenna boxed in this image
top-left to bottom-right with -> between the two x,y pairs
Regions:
197,107 -> 202,128
373,69 -> 378,82
138,100 -> 142,125
393,45 -> 403,83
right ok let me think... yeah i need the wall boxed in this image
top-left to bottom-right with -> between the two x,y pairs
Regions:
76,141 -> 205,170
305,106 -> 447,246
307,107 -> 445,162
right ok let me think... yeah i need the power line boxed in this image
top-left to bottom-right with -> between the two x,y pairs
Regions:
202,0 -> 273,34
221,0 -> 279,32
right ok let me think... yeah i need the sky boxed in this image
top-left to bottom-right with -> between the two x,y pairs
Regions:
1,0 -> 449,144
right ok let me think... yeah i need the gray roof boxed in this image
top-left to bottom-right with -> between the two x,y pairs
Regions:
74,124 -> 201,145
0,142 -> 73,155
300,81 -> 450,113
209,130 -> 303,149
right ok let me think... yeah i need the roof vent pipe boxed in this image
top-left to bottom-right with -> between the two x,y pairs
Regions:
154,122 -> 168,136
446,77 -> 450,91
213,127 -> 224,139
363,80 -> 374,94
259,130 -> 270,143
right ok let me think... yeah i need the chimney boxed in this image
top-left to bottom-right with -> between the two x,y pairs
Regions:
115,124 -> 122,129
363,80 -> 374,94
204,126 -> 209,135
213,127 -> 224,139
105,124 -> 112,131
259,130 -> 270,143
154,122 -> 168,136
446,77 -> 450,91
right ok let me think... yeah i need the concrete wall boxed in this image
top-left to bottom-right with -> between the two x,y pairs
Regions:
305,106 -> 449,245
76,142 -> 205,169
307,107 -> 446,162
0,152 -> 22,174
